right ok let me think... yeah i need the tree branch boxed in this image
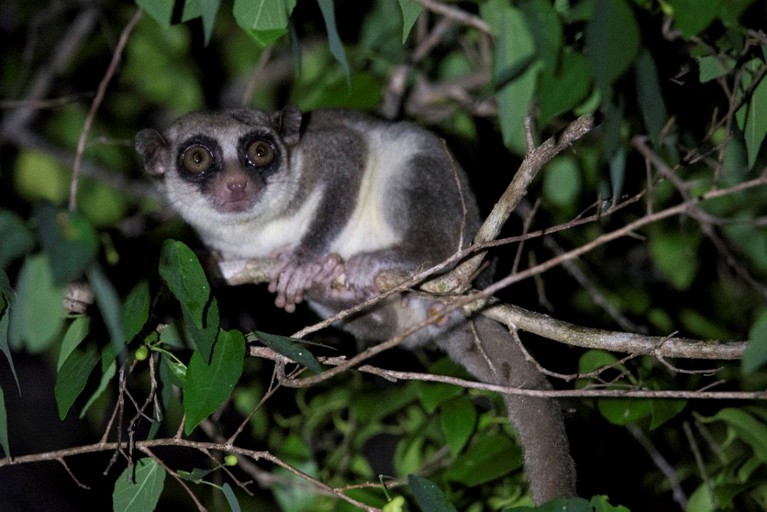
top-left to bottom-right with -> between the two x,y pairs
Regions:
415,0 -> 491,34
0,439 -> 383,512
249,346 -> 764,400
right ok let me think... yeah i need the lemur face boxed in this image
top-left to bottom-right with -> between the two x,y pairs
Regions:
135,107 -> 303,220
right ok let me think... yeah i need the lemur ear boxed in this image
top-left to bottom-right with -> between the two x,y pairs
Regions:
274,105 -> 303,146
135,129 -> 170,176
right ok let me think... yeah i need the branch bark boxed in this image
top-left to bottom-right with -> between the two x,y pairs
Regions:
446,114 -> 596,287
0,439 -> 383,512
250,346 -> 762,399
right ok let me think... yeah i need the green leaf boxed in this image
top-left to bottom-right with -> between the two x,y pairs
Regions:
352,386 -> 418,423
135,0 -> 175,26
184,329 -> 245,434
537,50 -> 592,125
395,433 -> 427,477
163,352 -> 188,384
79,358 -> 116,419
183,296 -> 220,362
159,240 -> 211,328
0,278 -> 20,393
598,398 -> 652,425
704,408 -> 767,463
520,0 -> 577,126
443,434 -> 523,486
317,0 -> 350,84
8,253 -> 65,353
233,0 -> 296,46
272,459 -> 321,511
159,240 -> 219,360
722,216 -> 767,274
649,399 -> 686,430
36,202 -> 98,285
290,69 -> 383,111
179,0 -> 202,22
13,150 -> 69,204
440,397 -> 477,457
698,55 -> 736,83
159,322 -> 184,349
742,310 -> 767,374
543,155 -> 582,208
55,345 -> 100,420
717,0 -> 756,28
590,495 -> 631,512
122,280 -> 150,344
609,146 -> 627,200
398,0 -> 421,43
222,482 -> 242,512
252,331 -> 323,373
87,265 -> 126,359
482,1 -> 538,154
124,25 -> 203,112
520,0 -> 562,74
649,229 -> 701,290
408,475 -> 457,512
680,308 -> 733,340
0,386 -> 10,458
635,50 -> 669,146
0,271 -> 9,299
113,457 -> 166,512
200,0 -> 221,45
383,495 -> 406,512
578,350 -> 621,374
669,0 -> 722,38
57,316 -> 91,371
0,210 -> 34,269
304,387 -> 354,433
586,0 -> 640,91
416,381 -> 463,414
178,467 -> 215,481
736,59 -> 767,169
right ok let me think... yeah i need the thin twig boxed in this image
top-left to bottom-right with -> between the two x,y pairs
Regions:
0,440 -> 383,511
633,135 -> 767,303
247,342 -> 764,400
477,175 -> 767,325
627,424 -> 688,510
416,0 -> 491,34
141,447 -> 207,512
69,8 -> 143,211
56,458 -> 91,490
352,365 -> 765,400
683,421 -> 717,510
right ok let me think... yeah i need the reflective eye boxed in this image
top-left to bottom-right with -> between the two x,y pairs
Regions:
181,145 -> 214,174
247,140 -> 274,167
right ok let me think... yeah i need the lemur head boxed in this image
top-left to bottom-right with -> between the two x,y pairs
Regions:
135,106 -> 303,223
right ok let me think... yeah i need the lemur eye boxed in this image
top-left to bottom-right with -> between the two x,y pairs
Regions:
181,145 -> 214,174
247,140 -> 274,167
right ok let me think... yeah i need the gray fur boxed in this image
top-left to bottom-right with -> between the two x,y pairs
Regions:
136,106 -> 576,503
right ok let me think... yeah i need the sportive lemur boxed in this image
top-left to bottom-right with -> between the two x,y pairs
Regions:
135,106 -> 576,504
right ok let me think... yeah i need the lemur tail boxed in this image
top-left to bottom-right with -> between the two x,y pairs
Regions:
437,315 -> 576,504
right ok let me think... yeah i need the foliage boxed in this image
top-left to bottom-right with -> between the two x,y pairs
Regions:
0,0 -> 766,511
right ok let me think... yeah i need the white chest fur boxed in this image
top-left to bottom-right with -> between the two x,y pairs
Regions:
199,186 -> 324,259
330,127 -> 419,259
